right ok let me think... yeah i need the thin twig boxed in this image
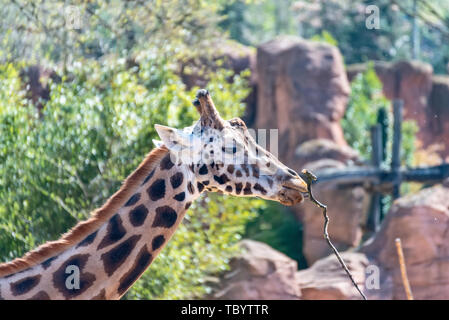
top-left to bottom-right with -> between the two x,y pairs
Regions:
302,169 -> 367,300
395,238 -> 414,300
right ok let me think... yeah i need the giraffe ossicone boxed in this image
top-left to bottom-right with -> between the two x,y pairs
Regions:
0,89 -> 308,300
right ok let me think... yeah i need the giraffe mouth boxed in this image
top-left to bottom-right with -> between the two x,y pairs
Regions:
279,177 -> 309,206
279,187 -> 306,206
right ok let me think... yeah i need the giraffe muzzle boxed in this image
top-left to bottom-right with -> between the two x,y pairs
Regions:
279,177 -> 308,206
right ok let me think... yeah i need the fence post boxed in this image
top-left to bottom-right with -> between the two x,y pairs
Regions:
367,124 -> 382,232
391,99 -> 403,199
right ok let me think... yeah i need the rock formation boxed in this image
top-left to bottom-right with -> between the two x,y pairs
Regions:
294,139 -> 361,168
255,36 -> 350,169
347,60 -> 448,157
428,75 -> 449,158
362,181 -> 449,299
297,252 -> 393,300
212,181 -> 449,300
209,240 -> 301,300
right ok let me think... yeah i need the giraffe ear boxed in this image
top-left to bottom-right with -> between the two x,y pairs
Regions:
155,124 -> 191,150
152,139 -> 164,148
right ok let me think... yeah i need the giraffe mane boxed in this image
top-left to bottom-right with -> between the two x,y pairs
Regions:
0,146 -> 169,278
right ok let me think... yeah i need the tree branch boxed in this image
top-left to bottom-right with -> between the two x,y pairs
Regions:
395,238 -> 414,300
302,169 -> 368,300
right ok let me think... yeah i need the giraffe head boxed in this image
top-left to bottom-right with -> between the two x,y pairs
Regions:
154,89 -> 308,206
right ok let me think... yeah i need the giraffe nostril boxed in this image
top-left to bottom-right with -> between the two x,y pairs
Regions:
287,168 -> 297,177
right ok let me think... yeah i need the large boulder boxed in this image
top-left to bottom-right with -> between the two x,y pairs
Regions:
428,76 -> 449,158
294,138 -> 361,168
255,36 -> 350,169
209,240 -> 301,300
362,182 -> 449,299
297,252 -> 393,300
347,60 -> 441,155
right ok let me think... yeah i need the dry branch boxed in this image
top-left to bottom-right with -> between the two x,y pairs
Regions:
302,169 -> 367,300
395,238 -> 414,300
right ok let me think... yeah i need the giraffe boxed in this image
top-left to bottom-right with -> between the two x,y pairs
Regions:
0,89 -> 308,300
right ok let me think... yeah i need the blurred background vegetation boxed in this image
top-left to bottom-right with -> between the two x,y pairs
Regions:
0,0 -> 448,299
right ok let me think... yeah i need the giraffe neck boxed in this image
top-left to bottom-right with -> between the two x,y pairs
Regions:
0,152 -> 202,300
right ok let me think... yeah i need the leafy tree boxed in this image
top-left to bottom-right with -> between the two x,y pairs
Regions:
244,201 -> 307,269
0,54 -> 264,299
0,0 -> 231,66
218,0 -> 449,73
342,63 -> 418,166
219,0 -> 297,46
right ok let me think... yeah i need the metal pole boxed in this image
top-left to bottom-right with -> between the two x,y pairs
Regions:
371,125 -> 382,168
392,99 -> 403,199
412,0 -> 420,60
367,125 -> 383,232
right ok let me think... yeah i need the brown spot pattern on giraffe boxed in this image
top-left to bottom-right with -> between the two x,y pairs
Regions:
76,231 -> 98,249
253,183 -> 267,195
187,182 -> 194,194
101,235 -> 142,277
29,291 -> 51,300
152,206 -> 177,228
197,182 -> 204,193
170,172 -> 184,189
213,174 -> 229,184
199,164 -> 208,175
147,179 -> 166,201
41,256 -> 58,270
117,245 -> 153,296
173,192 -> 185,201
243,183 -> 252,195
141,169 -> 155,185
10,275 -> 41,296
251,164 -> 260,178
92,289 -> 107,300
97,214 -> 126,250
241,165 -> 250,177
124,193 -> 141,207
235,183 -> 243,194
160,154 -> 174,170
129,204 -> 149,227
151,235 -> 165,251
52,254 -> 96,299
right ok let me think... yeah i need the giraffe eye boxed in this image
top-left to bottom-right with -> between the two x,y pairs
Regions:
222,146 -> 237,154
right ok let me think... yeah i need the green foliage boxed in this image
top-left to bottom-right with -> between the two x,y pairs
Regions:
342,64 -> 390,159
342,64 -> 417,166
244,201 -> 307,269
218,0 -> 296,45
219,0 -> 449,74
0,0 -> 227,65
401,121 -> 419,167
0,58 -> 262,299
310,31 -> 338,47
